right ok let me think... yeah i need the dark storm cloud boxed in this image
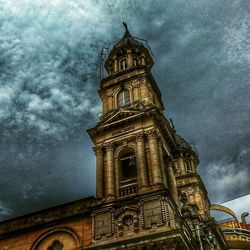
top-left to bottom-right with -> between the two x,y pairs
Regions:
0,0 -> 249,220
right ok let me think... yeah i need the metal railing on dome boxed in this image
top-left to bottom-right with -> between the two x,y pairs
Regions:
99,36 -> 154,81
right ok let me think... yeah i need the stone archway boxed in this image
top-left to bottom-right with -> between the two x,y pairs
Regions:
30,227 -> 80,250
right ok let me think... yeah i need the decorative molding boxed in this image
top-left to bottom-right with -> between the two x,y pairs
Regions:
30,227 -> 80,250
146,129 -> 157,139
106,89 -> 113,97
135,132 -> 145,142
112,126 -> 135,136
104,142 -> 115,152
93,146 -> 103,155
132,81 -> 140,89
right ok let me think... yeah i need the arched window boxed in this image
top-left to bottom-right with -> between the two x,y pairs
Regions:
48,240 -> 63,250
133,58 -> 139,66
120,59 -> 127,71
184,160 -> 191,172
118,148 -> 138,197
120,153 -> 137,180
118,89 -> 130,107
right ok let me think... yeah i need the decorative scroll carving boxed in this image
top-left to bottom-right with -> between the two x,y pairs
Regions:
104,142 -> 115,152
115,206 -> 140,236
135,132 -> 145,142
106,89 -> 113,97
146,129 -> 157,139
93,146 -> 103,155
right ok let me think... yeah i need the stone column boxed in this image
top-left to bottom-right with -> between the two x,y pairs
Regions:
158,140 -> 167,188
114,57 -> 118,73
107,90 -> 113,111
147,129 -> 163,186
166,157 -> 178,204
94,146 -> 104,199
132,81 -> 140,101
136,132 -> 148,190
105,142 -> 115,200
179,156 -> 185,174
191,158 -> 195,172
127,49 -> 132,67
114,157 -> 119,197
141,56 -> 145,66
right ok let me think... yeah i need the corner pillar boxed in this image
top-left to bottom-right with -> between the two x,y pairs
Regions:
166,157 -> 179,205
147,129 -> 163,186
158,140 -> 167,188
127,49 -> 133,67
105,142 -> 116,200
94,146 -> 104,199
136,132 -> 148,190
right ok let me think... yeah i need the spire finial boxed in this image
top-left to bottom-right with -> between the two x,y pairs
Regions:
122,22 -> 129,34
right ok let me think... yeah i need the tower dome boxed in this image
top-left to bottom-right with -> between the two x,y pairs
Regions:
113,23 -> 143,49
104,22 -> 154,75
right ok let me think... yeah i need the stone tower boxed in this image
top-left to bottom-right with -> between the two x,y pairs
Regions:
87,24 -> 228,249
88,23 -> 178,204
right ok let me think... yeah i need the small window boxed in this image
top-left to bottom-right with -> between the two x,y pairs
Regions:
48,240 -> 63,250
120,59 -> 127,71
133,58 -> 139,66
118,89 -> 130,107
184,160 -> 191,172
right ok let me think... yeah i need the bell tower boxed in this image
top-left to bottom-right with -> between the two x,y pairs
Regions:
87,24 -> 228,249
88,23 -> 178,203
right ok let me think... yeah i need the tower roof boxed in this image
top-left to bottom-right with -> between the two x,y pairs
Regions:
113,22 -> 143,49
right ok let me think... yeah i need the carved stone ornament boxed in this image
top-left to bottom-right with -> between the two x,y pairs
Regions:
104,142 -> 115,152
106,89 -> 113,98
135,132 -> 145,142
93,146 -> 103,155
146,129 -> 158,139
115,206 -> 140,236
180,193 -> 198,219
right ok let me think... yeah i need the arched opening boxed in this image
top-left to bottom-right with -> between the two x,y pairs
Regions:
184,160 -> 191,172
120,153 -> 137,180
118,147 -> 138,197
133,58 -> 140,66
117,89 -> 130,107
30,227 -> 80,250
120,59 -> 127,71
48,240 -> 63,250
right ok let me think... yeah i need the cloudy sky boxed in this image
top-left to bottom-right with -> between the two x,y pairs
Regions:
0,0 -> 249,221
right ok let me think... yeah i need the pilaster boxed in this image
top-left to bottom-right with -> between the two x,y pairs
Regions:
136,132 -> 148,191
104,142 -> 116,200
146,129 -> 163,187
166,157 -> 179,205
94,146 -> 104,199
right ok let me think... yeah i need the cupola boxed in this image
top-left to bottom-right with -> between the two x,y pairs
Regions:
104,22 -> 154,76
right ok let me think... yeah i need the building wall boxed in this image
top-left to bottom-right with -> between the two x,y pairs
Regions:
0,216 -> 92,250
